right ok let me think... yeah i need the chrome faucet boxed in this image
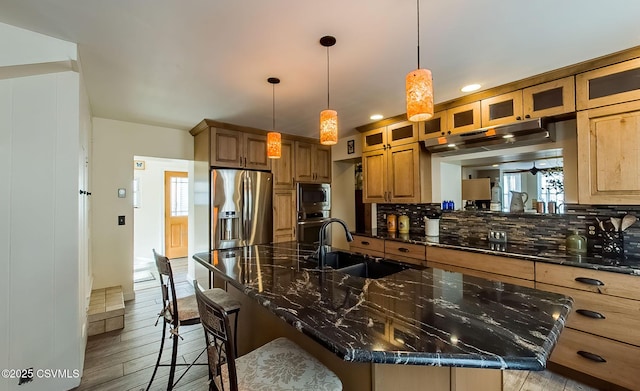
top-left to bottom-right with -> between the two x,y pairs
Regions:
317,218 -> 354,269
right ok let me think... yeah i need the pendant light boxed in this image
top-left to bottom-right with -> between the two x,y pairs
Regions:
319,35 -> 338,145
406,0 -> 434,122
267,77 -> 281,159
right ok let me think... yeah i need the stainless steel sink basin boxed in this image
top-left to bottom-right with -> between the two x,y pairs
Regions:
336,259 -> 408,279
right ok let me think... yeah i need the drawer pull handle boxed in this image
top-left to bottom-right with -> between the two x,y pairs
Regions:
361,241 -> 370,246
576,309 -> 606,319
399,247 -> 410,253
577,350 -> 606,363
574,277 -> 604,286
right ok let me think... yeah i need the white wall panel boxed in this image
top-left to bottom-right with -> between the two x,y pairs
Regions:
0,22 -> 77,67
0,79 -> 11,391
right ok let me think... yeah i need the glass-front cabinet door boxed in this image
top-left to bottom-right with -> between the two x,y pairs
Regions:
523,76 -> 575,118
481,91 -> 524,127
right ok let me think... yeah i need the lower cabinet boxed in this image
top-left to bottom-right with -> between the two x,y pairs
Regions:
535,263 -> 640,390
425,247 -> 535,287
549,328 -> 640,391
273,190 -> 296,243
350,235 -> 385,258
384,240 -> 426,267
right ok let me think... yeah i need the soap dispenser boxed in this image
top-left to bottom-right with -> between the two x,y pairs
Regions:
566,230 -> 587,254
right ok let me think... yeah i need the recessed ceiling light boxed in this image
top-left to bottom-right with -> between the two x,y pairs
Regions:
492,164 -> 499,167
447,143 -> 456,147
461,84 -> 481,93
502,134 -> 514,139
370,114 -> 383,120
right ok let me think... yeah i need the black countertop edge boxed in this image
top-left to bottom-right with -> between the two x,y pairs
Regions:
351,231 -> 640,276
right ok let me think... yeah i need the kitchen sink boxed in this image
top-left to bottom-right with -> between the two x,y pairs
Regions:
322,250 -> 368,269
336,259 -> 408,279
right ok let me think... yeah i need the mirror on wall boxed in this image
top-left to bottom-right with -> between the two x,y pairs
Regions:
460,149 -> 564,213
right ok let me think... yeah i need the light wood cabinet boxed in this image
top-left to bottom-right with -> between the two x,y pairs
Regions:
418,111 -> 448,140
362,121 -> 418,152
446,101 -> 481,134
210,128 -> 270,170
481,77 -> 575,127
384,240 -> 426,267
523,76 -> 575,118
272,138 -> 295,189
294,141 -> 331,183
481,91 -> 524,127
537,282 -> 640,347
576,57 -> 640,110
550,328 -> 640,391
577,100 -> 640,204
362,142 -> 430,204
536,262 -> 640,390
425,247 -> 535,284
273,190 -> 296,243
350,235 -> 385,258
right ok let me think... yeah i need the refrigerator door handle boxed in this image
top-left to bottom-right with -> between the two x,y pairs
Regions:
242,172 -> 248,245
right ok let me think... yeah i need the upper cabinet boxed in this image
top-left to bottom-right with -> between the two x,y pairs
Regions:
210,128 -> 270,170
294,141 -> 331,183
577,58 -> 640,110
362,121 -> 418,152
362,120 -> 431,204
523,76 -> 575,118
447,101 -> 481,134
481,76 -> 576,127
419,111 -> 447,140
577,100 -> 640,204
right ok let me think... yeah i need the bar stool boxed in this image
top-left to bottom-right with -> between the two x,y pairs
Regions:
194,282 -> 343,391
146,250 -> 241,391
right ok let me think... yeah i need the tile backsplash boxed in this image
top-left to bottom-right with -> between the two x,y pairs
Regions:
376,203 -> 640,258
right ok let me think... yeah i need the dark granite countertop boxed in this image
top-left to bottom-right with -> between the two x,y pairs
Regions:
193,242 -> 572,370
352,229 -> 640,276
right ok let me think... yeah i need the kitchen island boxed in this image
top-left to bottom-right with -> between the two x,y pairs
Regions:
193,242 -> 572,391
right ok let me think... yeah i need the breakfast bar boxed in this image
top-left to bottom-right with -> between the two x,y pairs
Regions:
193,242 -> 572,391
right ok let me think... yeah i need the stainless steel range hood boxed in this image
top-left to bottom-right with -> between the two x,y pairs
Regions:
423,117 -> 555,156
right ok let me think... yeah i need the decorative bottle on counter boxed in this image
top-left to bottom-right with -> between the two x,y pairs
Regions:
398,215 -> 410,234
566,230 -> 587,254
387,214 -> 397,232
490,177 -> 502,211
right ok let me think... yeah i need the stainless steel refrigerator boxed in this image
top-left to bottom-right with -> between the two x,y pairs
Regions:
211,169 -> 273,250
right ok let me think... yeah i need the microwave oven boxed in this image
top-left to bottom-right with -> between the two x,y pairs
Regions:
297,183 -> 330,217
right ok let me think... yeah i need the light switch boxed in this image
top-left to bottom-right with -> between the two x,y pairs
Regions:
118,215 -> 125,225
118,188 -> 126,198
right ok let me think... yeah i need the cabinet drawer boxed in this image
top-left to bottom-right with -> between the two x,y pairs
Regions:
426,247 -> 534,281
550,328 -> 640,390
350,235 -> 385,253
537,282 -> 640,347
536,262 -> 640,300
384,241 -> 425,261
429,261 -> 535,288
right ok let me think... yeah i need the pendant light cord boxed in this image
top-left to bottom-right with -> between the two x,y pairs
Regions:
326,46 -> 331,109
416,0 -> 421,69
272,83 -> 276,130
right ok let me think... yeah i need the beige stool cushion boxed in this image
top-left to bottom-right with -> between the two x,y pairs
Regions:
222,337 -> 342,390
173,288 -> 241,322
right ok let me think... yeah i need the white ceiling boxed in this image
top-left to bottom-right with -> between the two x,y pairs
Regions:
2,1 -> 640,138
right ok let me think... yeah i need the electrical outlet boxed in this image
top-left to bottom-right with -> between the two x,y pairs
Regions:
118,215 -> 125,225
488,230 -> 507,243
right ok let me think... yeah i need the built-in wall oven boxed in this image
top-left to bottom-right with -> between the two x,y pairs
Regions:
296,183 -> 331,245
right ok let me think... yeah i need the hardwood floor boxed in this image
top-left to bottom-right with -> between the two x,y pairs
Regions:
73,258 -> 600,391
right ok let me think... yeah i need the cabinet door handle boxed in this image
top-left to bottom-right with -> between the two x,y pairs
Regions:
398,247 -> 410,253
575,277 -> 604,286
361,241 -> 370,246
240,157 -> 243,164
244,157 -> 247,166
577,350 -> 606,363
576,309 -> 606,319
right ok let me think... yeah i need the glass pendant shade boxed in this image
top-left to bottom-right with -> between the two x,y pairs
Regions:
319,109 -> 338,145
267,131 -> 281,159
406,68 -> 434,122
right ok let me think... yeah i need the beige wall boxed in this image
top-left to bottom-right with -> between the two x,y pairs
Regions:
91,118 -> 193,299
